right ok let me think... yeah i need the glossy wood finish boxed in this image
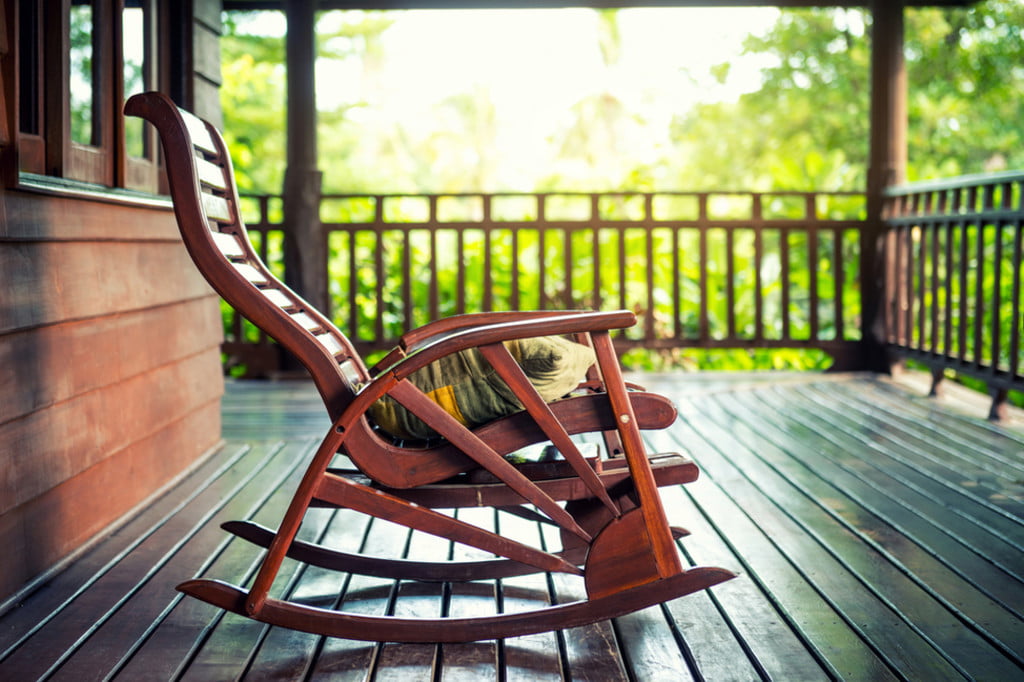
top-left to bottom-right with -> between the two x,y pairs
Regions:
123,91 -> 729,642
883,172 -> 1024,419
2,373 -> 1021,678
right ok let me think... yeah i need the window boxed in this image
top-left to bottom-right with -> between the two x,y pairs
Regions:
16,0 -> 164,192
121,0 -> 159,190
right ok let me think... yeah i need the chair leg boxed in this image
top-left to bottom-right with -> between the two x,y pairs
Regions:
244,425 -> 346,616
590,331 -> 683,580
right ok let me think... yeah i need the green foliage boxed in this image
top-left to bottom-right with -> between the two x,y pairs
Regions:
674,2 -> 1024,189
220,14 -> 287,193
220,6 -> 1021,375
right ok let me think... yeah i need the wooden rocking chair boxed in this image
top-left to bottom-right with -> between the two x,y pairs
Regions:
124,91 -> 735,643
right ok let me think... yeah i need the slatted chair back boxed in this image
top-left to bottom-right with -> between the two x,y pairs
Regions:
125,92 -> 367,420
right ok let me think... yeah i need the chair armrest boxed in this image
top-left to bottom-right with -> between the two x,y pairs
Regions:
368,311 -> 590,377
379,309 -> 636,381
397,311 -> 581,351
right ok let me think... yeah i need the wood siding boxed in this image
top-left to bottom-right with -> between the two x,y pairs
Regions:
0,188 -> 224,602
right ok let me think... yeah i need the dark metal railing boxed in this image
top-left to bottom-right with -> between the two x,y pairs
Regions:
228,191 -> 867,369
882,171 -> 1023,418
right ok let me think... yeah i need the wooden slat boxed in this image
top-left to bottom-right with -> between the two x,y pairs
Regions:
291,311 -> 321,332
0,296 -> 221,426
314,332 -> 345,357
0,241 -> 215,336
210,230 -> 245,258
201,191 -> 232,223
194,154 -> 228,190
180,107 -> 219,156
231,261 -> 267,284
0,350 -> 224,517
260,287 -> 294,309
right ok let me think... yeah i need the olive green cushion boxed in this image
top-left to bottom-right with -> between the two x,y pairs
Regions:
368,336 -> 596,440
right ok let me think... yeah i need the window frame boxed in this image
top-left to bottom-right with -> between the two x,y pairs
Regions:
14,0 -> 164,192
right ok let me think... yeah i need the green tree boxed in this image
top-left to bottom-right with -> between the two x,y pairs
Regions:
221,11 -> 393,194
540,9 -> 651,191
670,2 -> 1024,190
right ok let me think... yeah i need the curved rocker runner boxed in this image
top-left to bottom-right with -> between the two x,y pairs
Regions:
125,91 -> 736,644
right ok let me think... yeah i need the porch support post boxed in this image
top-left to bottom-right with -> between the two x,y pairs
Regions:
861,0 -> 907,372
283,0 -> 327,314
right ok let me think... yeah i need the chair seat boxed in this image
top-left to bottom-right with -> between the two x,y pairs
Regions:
354,453 -> 698,507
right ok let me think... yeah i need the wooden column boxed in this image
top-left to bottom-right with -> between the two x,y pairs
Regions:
283,0 -> 327,314
861,0 -> 907,372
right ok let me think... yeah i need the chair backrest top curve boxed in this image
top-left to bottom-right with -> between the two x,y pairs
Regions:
125,91 -> 367,420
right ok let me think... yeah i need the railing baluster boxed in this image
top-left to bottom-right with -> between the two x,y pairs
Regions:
833,225 -> 844,341
725,224 -> 736,341
510,224 -> 520,312
973,207 -> 986,369
1009,218 -> 1022,380
592,212 -> 602,312
672,224 -> 681,340
537,195 -> 546,310
617,222 -> 627,314
807,195 -> 819,342
644,194 -> 656,344
456,226 -> 466,315
429,226 -> 439,322
228,179 -> 1019,413
990,221 -> 1003,375
753,195 -> 764,342
917,220 -> 926,352
402,226 -> 412,332
698,194 -> 710,342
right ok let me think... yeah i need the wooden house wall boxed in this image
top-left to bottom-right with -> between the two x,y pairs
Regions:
0,192 -> 225,604
0,1 -> 225,604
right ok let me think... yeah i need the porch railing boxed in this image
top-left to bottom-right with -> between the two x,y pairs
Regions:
226,190 -> 867,370
882,171 -> 1023,418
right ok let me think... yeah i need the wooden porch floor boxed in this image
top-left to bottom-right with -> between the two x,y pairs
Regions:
2,372 -> 1022,681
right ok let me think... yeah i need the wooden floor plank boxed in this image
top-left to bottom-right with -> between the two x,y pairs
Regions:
1,440 -> 302,680
233,510 -> 356,680
305,515 -> 410,681
3,373 -> 1024,680
494,509 -> 565,682
439,507 -> 501,682
776,385 -> 1024,576
0,442 -> 251,654
806,382 -> 1024,515
371,528 -> 447,681
704,389 -> 1024,678
659,419 -> 899,681
539,523 -> 630,682
721,389 -> 1024,663
652,478 -> 825,681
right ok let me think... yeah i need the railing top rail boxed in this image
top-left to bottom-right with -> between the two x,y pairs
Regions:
240,189 -> 865,200
884,170 -> 1024,197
